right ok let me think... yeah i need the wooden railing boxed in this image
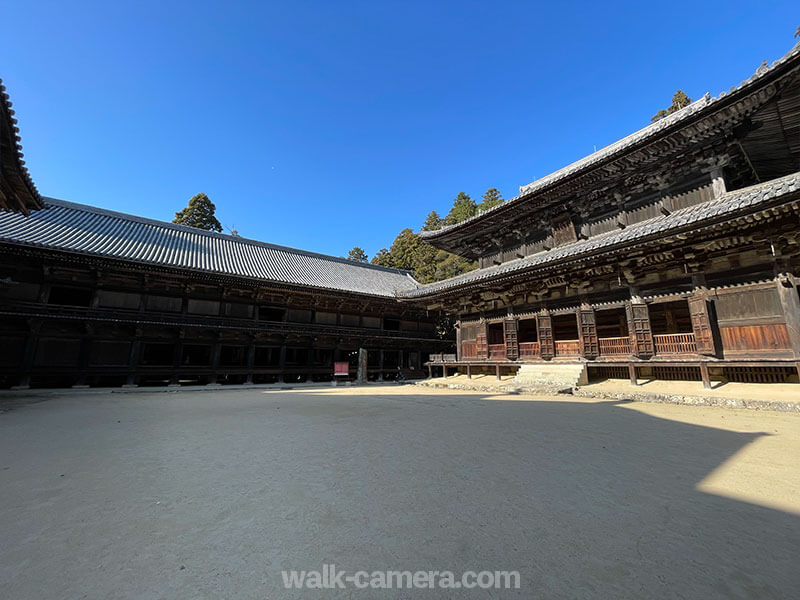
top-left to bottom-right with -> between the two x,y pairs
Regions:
554,340 -> 581,356
488,344 -> 506,360
598,336 -> 632,356
519,342 -> 541,358
461,341 -> 477,359
653,333 -> 697,354
429,353 -> 457,363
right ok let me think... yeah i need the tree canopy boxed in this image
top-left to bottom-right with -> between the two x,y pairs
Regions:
421,210 -> 444,232
346,247 -> 368,262
173,193 -> 223,232
445,192 -> 477,225
365,188 -> 511,283
650,90 -> 693,123
478,188 -> 504,213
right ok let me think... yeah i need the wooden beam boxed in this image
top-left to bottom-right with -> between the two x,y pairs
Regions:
700,362 -> 712,389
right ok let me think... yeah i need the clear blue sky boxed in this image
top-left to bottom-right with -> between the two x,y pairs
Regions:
2,1 -> 797,258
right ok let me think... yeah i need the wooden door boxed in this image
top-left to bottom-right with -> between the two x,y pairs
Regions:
626,302 -> 654,358
504,319 -> 519,361
537,314 -> 555,360
476,321 -> 488,360
579,308 -> 598,359
688,296 -> 717,356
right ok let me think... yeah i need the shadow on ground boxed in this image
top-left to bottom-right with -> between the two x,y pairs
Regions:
0,388 -> 797,598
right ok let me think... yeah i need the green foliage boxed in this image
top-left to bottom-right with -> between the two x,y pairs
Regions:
445,192 -> 477,225
421,210 -> 444,231
431,250 -> 476,282
386,229 -> 422,271
650,90 -> 693,123
364,188 -> 505,284
347,247 -> 368,262
173,193 -> 223,232
370,248 -> 393,267
477,188 -> 504,213
367,228 -> 476,284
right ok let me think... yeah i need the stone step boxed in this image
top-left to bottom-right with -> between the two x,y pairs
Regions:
513,364 -> 588,388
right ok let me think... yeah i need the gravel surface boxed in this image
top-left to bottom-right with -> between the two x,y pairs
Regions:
1,386 -> 798,599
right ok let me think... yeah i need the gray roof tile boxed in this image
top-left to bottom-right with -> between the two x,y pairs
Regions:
0,198 -> 419,297
421,41 -> 800,240
401,173 -> 800,298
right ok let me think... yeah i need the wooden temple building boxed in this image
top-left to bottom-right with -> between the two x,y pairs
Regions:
3,40 -> 800,390
0,82 -> 448,389
407,42 -> 800,387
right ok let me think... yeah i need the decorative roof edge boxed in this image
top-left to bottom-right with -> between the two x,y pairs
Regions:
420,40 -> 800,240
400,171 -> 800,299
40,197 -> 418,280
0,77 -> 43,214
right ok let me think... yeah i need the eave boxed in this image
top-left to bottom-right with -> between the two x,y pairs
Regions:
0,78 -> 42,214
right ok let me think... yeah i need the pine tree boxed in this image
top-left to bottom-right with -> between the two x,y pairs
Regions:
346,247 -> 368,262
173,193 -> 223,232
370,248 -> 393,267
445,192 -> 477,226
477,188 -> 503,213
421,210 -> 444,231
650,90 -> 693,123
386,229 -> 421,272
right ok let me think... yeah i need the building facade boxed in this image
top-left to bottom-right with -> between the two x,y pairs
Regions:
405,42 -> 800,387
0,200 -> 449,388
3,42 -> 800,389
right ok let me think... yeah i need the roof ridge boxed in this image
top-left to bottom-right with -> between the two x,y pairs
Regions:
0,77 -> 43,213
420,39 -> 800,239
403,172 -> 800,297
41,197 -> 415,277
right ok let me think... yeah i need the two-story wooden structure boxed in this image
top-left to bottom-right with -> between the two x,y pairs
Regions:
0,198 -> 450,388
405,42 -> 800,387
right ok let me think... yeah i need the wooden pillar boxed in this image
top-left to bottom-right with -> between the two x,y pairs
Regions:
13,319 -> 41,389
378,349 -> 384,381
466,364 -> 471,379
124,336 -> 141,387
427,364 -> 432,379
245,341 -> 256,384
710,165 -> 727,199
495,364 -> 501,380
775,273 -> 800,359
278,345 -> 287,383
169,332 -> 183,386
455,321 -> 462,361
700,362 -> 711,389
357,348 -> 368,383
72,325 -> 93,388
306,346 -> 315,382
628,363 -> 637,386
207,339 -> 222,385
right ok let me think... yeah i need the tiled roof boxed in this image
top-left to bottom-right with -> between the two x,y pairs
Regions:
0,198 -> 419,297
0,78 -> 42,214
400,173 -> 800,298
420,40 -> 800,241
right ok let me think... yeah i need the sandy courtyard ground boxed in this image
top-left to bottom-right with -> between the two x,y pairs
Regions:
1,386 -> 799,599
